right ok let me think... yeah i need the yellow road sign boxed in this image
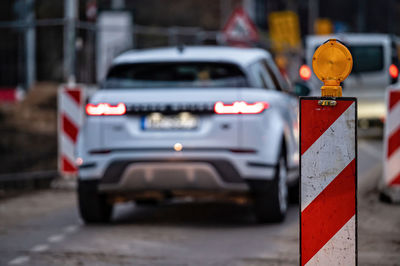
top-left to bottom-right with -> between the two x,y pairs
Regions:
315,18 -> 333,35
269,11 -> 300,52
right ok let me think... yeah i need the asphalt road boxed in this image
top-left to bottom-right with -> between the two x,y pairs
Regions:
0,138 -> 399,266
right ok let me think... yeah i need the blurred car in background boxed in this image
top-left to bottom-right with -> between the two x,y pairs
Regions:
76,46 -> 301,224
299,34 -> 399,132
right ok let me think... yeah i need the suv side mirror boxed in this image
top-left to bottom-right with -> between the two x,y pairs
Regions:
294,82 -> 311,96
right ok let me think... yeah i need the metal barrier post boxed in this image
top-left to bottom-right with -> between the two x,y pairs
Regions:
58,83 -> 84,178
300,39 -> 357,265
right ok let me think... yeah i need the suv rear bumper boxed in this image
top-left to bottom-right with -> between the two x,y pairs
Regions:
97,159 -> 248,192
99,159 -> 247,191
78,150 -> 277,192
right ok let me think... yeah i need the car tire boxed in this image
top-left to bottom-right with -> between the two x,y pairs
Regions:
78,179 -> 113,224
250,151 -> 288,223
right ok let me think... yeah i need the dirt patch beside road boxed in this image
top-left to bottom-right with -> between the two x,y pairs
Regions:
0,82 -> 58,174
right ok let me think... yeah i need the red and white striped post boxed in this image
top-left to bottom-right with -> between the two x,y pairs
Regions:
58,84 -> 84,177
300,39 -> 357,265
381,87 -> 400,202
300,98 -> 357,265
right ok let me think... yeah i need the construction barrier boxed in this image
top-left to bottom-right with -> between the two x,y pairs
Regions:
0,87 -> 24,102
58,84 -> 85,177
300,98 -> 357,265
381,86 -> 400,202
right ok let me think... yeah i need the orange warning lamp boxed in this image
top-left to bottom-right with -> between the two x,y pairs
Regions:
312,39 -> 353,97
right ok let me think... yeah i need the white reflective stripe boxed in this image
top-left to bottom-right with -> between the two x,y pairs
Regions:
305,215 -> 356,266
301,103 -> 355,211
61,133 -> 76,164
386,101 -> 400,137
385,147 -> 400,185
60,90 -> 83,127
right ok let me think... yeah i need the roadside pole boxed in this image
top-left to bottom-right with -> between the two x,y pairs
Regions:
26,0 -> 36,90
300,39 -> 357,265
381,85 -> 400,202
64,0 -> 77,82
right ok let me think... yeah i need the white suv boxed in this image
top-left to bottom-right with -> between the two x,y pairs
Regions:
77,46 -> 300,224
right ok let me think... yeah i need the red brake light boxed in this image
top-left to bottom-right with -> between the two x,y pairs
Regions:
299,65 -> 312,81
214,101 -> 269,114
86,103 -> 126,116
389,64 -> 399,79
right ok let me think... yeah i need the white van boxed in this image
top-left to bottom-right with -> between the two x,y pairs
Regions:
300,34 -> 399,131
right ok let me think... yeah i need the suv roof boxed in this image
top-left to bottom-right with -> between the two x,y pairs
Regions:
306,33 -> 393,47
112,46 -> 271,68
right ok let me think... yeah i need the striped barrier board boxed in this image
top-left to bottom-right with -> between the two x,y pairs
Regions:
0,87 -> 24,102
58,85 -> 84,177
300,97 -> 357,266
382,88 -> 400,202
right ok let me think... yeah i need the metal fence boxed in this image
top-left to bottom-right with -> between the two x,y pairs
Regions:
0,25 -> 26,89
0,19 -> 221,90
0,18 -> 221,175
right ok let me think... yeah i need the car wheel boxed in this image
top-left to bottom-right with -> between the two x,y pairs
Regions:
78,179 -> 113,224
250,151 -> 288,223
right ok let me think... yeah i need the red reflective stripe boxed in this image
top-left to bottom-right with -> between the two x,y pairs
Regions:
66,89 -> 81,106
390,172 -> 400,185
62,113 -> 79,143
62,156 -> 77,172
389,91 -> 400,111
300,100 -> 353,155
0,88 -> 17,102
387,126 -> 400,158
301,159 -> 356,266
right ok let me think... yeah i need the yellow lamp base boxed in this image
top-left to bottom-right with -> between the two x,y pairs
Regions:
321,85 -> 342,97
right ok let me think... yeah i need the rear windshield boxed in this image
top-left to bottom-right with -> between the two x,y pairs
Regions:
312,44 -> 384,73
349,45 -> 384,73
103,62 -> 249,89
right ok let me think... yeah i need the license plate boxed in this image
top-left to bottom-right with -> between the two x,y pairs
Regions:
142,112 -> 198,130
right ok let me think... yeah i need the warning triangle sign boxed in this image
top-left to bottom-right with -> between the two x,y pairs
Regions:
223,7 -> 259,44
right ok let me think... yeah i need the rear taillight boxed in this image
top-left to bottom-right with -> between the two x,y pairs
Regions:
214,101 -> 269,114
299,65 -> 312,81
389,64 -> 399,79
86,103 -> 126,116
